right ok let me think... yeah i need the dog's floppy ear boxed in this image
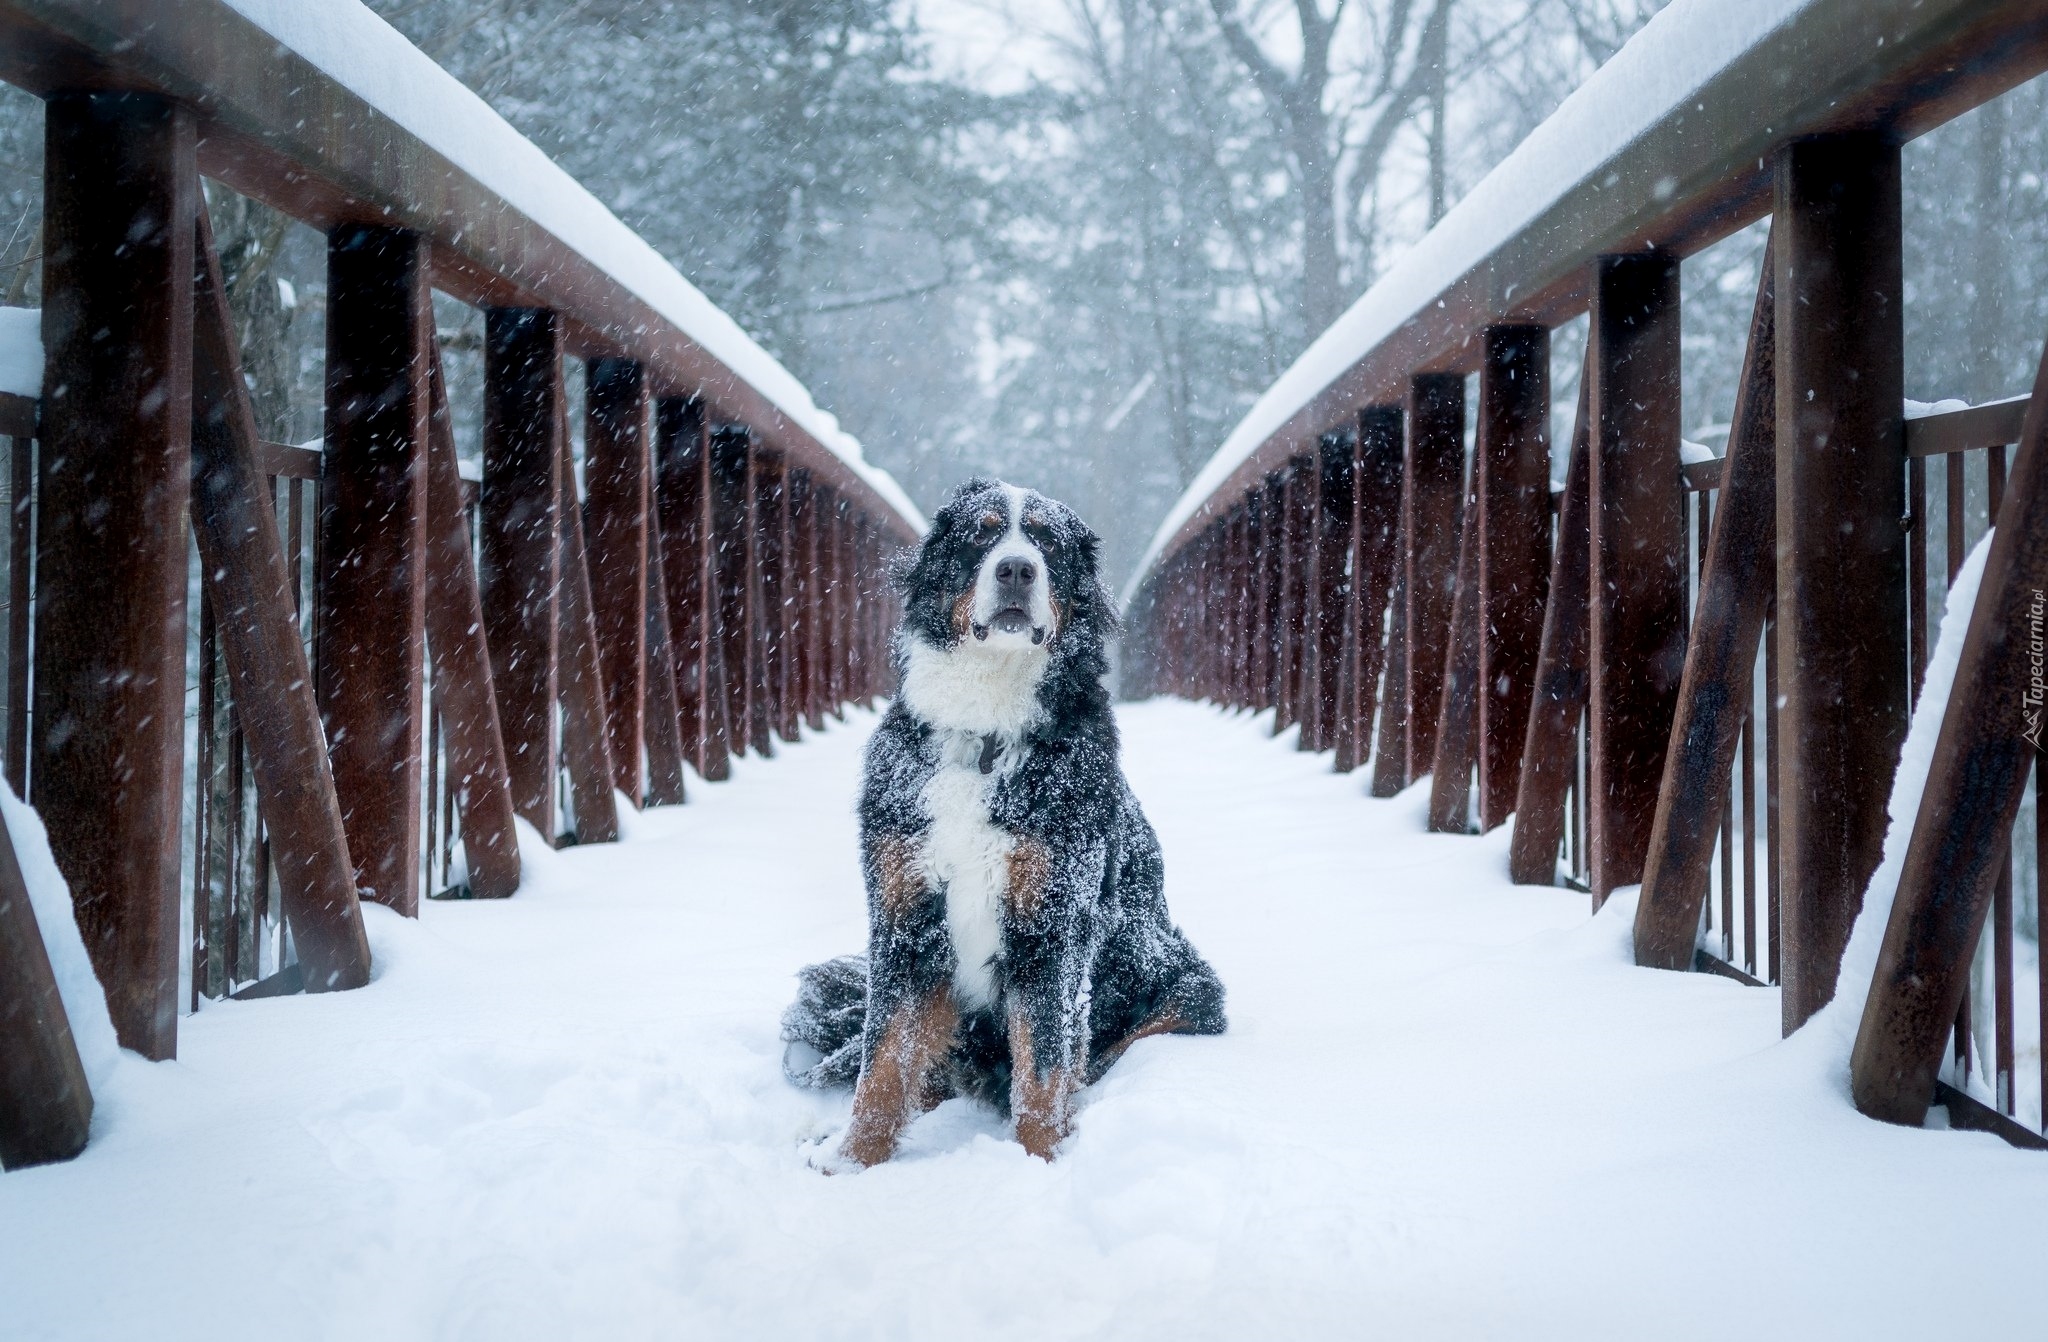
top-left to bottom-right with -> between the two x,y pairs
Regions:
896,475 -> 999,597
1054,510 -> 1121,651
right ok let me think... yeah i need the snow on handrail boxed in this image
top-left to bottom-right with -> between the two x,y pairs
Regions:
1125,0 -> 2048,601
220,0 -> 922,534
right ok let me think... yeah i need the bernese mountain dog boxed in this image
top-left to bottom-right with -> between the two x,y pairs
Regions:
781,478 -> 1226,1167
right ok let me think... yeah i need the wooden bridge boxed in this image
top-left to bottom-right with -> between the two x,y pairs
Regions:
1124,0 -> 2048,1151
3,0 -> 2048,1198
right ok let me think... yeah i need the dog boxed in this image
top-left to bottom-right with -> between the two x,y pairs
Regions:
781,478 -> 1226,1167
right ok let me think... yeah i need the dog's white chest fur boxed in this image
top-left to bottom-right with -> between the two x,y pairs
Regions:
902,632 -> 1048,1010
919,739 -> 1012,1010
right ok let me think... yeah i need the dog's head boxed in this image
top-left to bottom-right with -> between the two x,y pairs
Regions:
898,477 -> 1116,660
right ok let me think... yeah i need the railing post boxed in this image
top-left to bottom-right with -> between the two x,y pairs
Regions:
1402,373 -> 1466,784
641,521 -> 690,806
584,357 -> 651,802
1774,133 -> 1908,1032
1428,506 -> 1481,832
423,354 -> 523,897
1248,484 -> 1273,710
788,468 -> 822,731
818,488 -> 844,713
481,307 -> 563,838
1260,473 -> 1285,711
1587,252 -> 1685,907
35,91 -> 196,1057
0,809 -> 93,1166
1476,325 -> 1551,831
1508,375 -> 1591,885
746,448 -> 778,751
191,206 -> 377,968
1634,244 -> 1778,960
35,90 -> 194,1059
1273,464 -> 1301,731
835,496 -> 858,706
552,430 -> 621,843
654,396 -> 731,781
1369,514 -> 1411,797
320,222 -> 430,914
756,452 -> 796,742
1339,406 -> 1404,775
1228,507 -> 1250,708
1311,434 -> 1352,750
1294,457 -> 1320,743
1850,334 -> 2048,1126
711,427 -> 761,750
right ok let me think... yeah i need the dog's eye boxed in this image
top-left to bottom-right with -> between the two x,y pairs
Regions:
977,513 -> 1002,533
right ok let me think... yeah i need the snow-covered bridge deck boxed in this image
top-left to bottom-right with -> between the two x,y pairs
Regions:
4,701 -> 2039,1340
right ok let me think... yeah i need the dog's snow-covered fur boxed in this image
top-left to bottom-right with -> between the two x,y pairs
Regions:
781,478 -> 1225,1166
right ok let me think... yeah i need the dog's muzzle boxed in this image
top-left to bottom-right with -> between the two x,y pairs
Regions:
971,556 -> 1047,645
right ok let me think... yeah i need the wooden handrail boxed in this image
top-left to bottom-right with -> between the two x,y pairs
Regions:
1133,0 -> 2048,583
0,0 -> 920,543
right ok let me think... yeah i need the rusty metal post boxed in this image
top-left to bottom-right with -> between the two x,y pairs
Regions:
35,91 -> 193,1058
583,357 -> 650,801
1775,134 -> 1908,1031
553,431 -> 621,843
1851,337 -> 2048,1125
654,396 -> 730,781
319,222 -> 430,915
481,307 -> 563,838
1476,325 -> 1552,831
190,209 -> 375,974
0,808 -> 92,1168
1587,252 -> 1685,907
1635,245 -> 1778,963
1404,374 -> 1466,783
423,354 -> 522,899
1508,376 -> 1591,886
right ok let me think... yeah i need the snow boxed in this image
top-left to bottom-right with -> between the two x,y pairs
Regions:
0,306 -> 39,398
219,1 -> 921,535
1903,393 -> 2030,420
2,695 -> 2040,1336
1130,0 -> 1820,598
1,778 -> 118,1094
1812,531 -> 1992,1045
1678,438 -> 1716,465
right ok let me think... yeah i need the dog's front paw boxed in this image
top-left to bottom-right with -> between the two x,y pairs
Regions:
802,1131 -> 867,1176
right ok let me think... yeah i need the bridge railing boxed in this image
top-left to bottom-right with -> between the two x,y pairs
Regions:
0,0 -> 914,1169
1124,0 -> 2048,1150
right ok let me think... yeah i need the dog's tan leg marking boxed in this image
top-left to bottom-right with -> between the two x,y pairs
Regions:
842,989 -> 958,1168
1085,1007 -> 1192,1085
870,834 -> 926,923
1007,1008 -> 1076,1161
1004,839 -> 1054,920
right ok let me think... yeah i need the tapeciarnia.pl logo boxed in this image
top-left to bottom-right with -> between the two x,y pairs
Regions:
2026,588 -> 2045,750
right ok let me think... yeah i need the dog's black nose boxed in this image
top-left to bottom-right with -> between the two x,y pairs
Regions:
995,557 -> 1036,587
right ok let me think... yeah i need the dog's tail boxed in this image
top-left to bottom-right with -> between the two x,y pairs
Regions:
780,954 -> 868,1089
